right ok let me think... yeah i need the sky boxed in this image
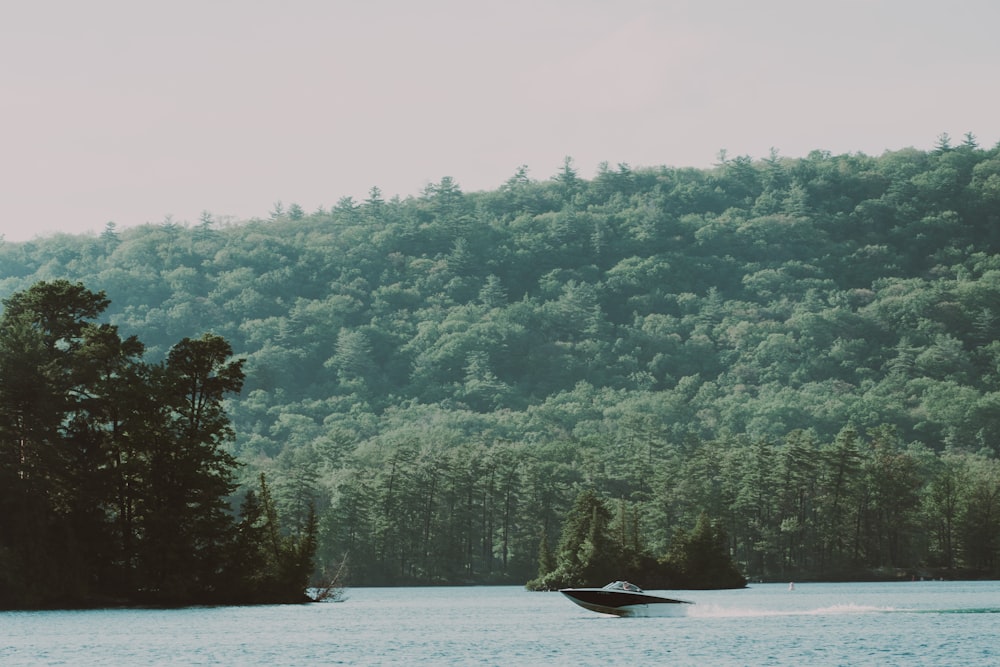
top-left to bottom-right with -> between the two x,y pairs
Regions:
2,0 -> 999,243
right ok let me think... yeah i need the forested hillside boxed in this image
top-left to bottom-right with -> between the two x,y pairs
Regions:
3,135 -> 1000,586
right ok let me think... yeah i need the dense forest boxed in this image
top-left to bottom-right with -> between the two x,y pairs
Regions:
2,134 -> 1000,590
0,281 -> 317,608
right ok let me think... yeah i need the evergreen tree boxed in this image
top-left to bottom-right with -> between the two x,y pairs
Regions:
662,513 -> 746,589
137,334 -> 246,602
527,489 -> 617,589
0,282 -> 319,608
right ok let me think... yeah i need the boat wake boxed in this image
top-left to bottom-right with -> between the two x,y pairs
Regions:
687,603 -> 897,618
685,603 -> 1000,618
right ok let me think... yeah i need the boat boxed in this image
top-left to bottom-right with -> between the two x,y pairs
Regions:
559,580 -> 693,617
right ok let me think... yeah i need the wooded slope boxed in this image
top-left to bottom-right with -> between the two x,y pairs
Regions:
3,137 -> 999,584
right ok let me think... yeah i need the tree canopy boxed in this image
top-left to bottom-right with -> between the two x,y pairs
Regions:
3,140 -> 1000,587
0,281 -> 314,608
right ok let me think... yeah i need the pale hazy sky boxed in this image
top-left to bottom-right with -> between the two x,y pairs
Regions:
2,0 -> 998,243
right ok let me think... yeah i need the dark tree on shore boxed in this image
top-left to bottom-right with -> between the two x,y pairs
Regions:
0,281 -> 314,609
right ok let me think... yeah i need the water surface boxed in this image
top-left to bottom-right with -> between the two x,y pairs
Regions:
3,581 -> 998,665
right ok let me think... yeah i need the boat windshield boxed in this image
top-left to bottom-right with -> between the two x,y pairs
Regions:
602,581 -> 643,592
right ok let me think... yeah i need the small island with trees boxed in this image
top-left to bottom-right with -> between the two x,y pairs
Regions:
2,135 -> 1000,607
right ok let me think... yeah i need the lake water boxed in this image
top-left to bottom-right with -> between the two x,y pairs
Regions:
2,581 -> 998,666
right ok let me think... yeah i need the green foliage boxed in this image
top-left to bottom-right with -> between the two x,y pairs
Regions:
0,282 -> 313,608
229,474 -> 317,603
662,513 -> 747,589
527,489 -> 617,589
4,141 -> 1000,587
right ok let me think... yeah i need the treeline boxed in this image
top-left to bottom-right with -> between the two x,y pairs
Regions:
2,135 -> 1000,585
0,281 -> 315,608
312,410 -> 999,585
528,489 -> 747,591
